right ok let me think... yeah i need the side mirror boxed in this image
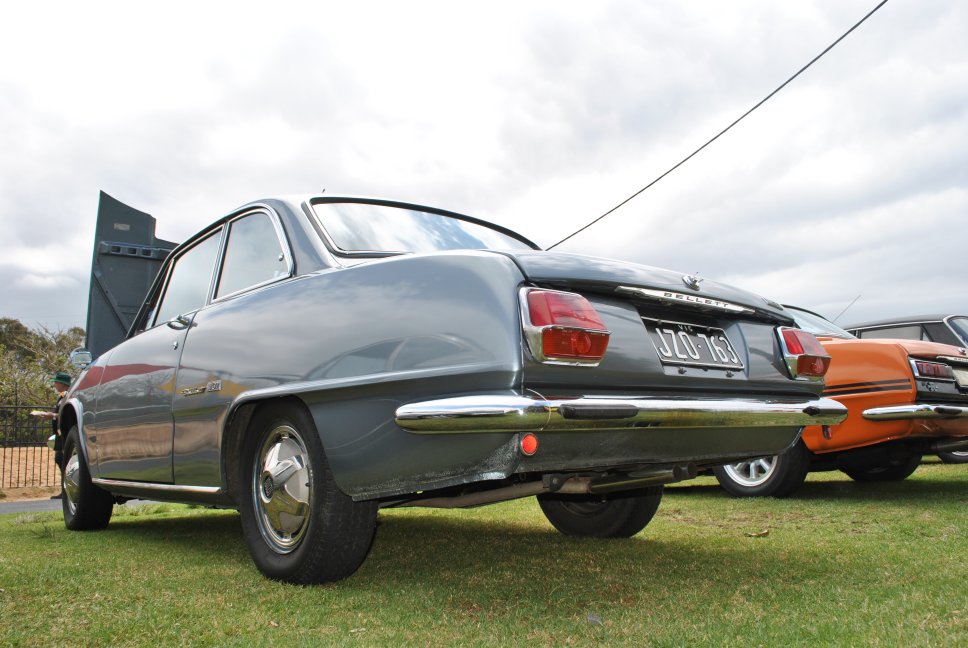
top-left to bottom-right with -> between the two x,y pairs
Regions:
70,347 -> 94,369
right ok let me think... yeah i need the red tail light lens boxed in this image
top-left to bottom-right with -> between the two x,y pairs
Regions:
523,289 -> 610,365
911,360 -> 955,380
777,327 -> 831,380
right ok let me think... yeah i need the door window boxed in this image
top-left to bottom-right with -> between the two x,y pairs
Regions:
215,212 -> 290,299
153,231 -> 222,325
857,325 -> 925,341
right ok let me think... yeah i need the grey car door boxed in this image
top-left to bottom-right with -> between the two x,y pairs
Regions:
171,210 -> 293,486
93,230 -> 222,482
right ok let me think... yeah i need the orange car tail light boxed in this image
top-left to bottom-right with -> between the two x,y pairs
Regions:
910,359 -> 955,380
522,289 -> 610,365
777,327 -> 831,381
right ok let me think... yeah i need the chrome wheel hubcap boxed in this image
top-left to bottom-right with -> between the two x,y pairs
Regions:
64,449 -> 81,515
723,456 -> 778,487
253,425 -> 311,553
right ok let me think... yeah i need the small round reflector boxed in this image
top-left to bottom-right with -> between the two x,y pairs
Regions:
520,433 -> 539,456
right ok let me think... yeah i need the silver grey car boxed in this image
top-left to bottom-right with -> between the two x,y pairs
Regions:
56,193 -> 846,583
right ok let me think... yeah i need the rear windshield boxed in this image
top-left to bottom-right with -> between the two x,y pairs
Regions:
787,307 -> 855,339
948,317 -> 968,345
312,202 -> 534,254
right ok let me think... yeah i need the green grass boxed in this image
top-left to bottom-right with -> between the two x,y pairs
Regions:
1,462 -> 965,647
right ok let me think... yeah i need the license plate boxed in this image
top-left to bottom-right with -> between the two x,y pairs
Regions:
644,318 -> 744,370
954,368 -> 968,388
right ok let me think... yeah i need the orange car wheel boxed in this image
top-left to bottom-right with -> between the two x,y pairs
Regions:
713,440 -> 812,498
842,454 -> 921,482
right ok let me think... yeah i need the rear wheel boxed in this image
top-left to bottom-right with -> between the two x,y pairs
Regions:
62,426 -> 114,531
843,453 -> 921,482
713,440 -> 812,498
238,402 -> 378,584
938,450 -> 968,464
537,486 -> 663,538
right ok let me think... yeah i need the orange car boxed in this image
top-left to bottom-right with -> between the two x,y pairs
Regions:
715,306 -> 968,497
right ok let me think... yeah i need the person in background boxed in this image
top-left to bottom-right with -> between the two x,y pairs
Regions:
34,372 -> 72,499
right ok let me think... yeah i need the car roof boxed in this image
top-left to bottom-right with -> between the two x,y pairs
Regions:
844,314 -> 964,329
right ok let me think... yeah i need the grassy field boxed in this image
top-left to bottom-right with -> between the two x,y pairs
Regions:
0,461 -> 965,647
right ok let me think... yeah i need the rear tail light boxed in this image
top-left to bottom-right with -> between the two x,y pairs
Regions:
910,359 -> 955,380
521,288 -> 610,365
777,327 -> 831,381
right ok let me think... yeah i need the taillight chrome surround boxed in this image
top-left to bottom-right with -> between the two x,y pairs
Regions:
776,327 -> 831,382
520,288 -> 611,366
909,359 -> 956,381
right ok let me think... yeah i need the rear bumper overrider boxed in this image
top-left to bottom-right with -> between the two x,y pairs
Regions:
863,403 -> 968,421
395,395 -> 847,434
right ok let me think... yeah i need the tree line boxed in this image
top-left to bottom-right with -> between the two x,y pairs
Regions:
0,317 -> 85,406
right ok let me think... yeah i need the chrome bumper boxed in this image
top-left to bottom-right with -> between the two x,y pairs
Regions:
395,395 -> 847,434
863,403 -> 968,421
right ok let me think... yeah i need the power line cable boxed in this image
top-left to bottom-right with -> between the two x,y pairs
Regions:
547,0 -> 891,250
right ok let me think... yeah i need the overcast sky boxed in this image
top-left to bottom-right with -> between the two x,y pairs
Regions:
2,0 -> 965,333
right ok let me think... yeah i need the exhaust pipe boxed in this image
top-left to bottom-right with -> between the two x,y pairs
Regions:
394,465 -> 696,509
929,438 -> 968,453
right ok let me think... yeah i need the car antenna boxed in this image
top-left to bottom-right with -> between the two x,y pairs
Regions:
832,295 -> 861,323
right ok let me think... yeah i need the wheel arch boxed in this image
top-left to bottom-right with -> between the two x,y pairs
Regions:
58,399 -> 90,466
220,395 -> 315,506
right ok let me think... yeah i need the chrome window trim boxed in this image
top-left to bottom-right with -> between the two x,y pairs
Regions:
210,206 -> 295,303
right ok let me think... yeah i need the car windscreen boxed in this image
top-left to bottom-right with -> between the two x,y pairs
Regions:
787,307 -> 855,339
948,317 -> 968,346
312,202 -> 534,254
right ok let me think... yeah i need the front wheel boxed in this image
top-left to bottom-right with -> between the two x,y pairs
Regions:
537,486 -> 663,538
62,426 -> 114,530
842,454 -> 921,482
938,450 -> 968,464
713,440 -> 812,498
238,403 -> 378,584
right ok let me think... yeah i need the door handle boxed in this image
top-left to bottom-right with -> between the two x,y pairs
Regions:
167,314 -> 192,330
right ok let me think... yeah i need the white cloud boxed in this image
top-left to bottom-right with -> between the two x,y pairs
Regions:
0,0 -> 966,329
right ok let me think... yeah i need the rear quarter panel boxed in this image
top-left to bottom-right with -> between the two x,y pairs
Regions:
172,250 -> 528,496
804,338 -> 915,453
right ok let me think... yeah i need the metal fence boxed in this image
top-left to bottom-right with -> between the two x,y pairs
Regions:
0,405 -> 58,489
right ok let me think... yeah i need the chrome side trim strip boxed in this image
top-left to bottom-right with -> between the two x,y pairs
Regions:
862,404 -> 968,421
91,479 -> 222,495
396,395 -> 847,433
233,361 -> 512,407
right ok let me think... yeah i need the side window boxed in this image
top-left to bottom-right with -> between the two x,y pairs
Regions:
215,212 -> 290,299
858,325 -> 924,341
153,231 -> 222,325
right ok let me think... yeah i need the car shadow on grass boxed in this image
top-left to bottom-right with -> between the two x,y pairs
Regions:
91,502 -> 811,593
667,474 -> 968,504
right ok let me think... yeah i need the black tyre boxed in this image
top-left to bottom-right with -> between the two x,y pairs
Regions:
713,440 -> 812,498
537,486 -> 663,538
62,425 -> 114,531
239,402 -> 378,584
843,453 -> 922,482
938,450 -> 968,464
